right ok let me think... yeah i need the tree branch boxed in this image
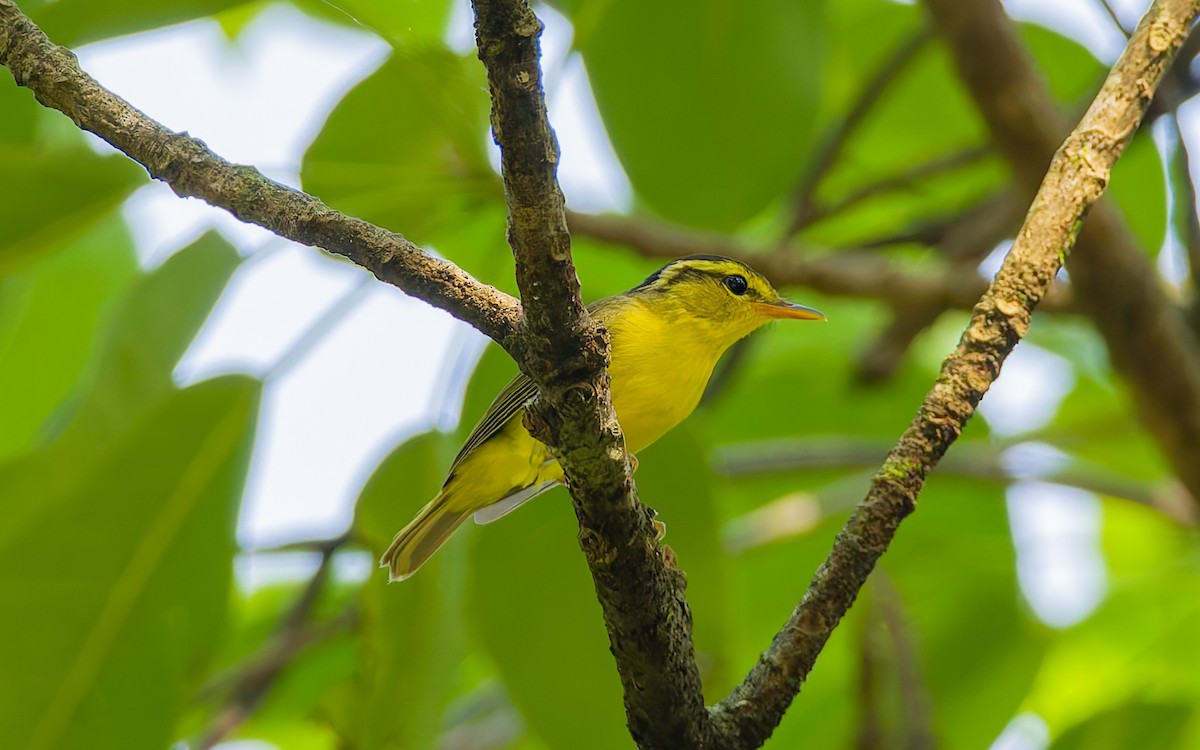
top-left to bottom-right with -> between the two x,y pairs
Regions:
194,544 -> 355,750
804,145 -> 994,230
469,2 -> 712,746
0,0 -> 521,347
923,0 -> 1200,508
856,190 -> 1027,382
8,0 -> 1197,746
713,437 -> 1196,525
707,2 -> 1200,744
1170,115 -> 1200,290
568,209 -> 1073,313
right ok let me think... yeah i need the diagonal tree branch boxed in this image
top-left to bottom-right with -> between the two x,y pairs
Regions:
0,0 -> 521,348
7,0 -> 1198,747
469,2 -> 712,747
707,1 -> 1200,745
922,0 -> 1200,508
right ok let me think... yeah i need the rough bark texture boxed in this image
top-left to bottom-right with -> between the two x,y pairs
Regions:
0,0 -> 521,347
708,1 -> 1200,745
924,0 -> 1200,508
4,0 -> 1199,747
470,2 -> 714,746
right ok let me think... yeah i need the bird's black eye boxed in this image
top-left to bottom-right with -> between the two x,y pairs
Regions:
724,274 -> 748,295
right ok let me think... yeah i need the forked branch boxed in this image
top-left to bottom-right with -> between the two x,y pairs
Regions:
2,0 -> 1197,748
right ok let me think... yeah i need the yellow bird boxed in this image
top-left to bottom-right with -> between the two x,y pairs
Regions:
381,255 -> 824,581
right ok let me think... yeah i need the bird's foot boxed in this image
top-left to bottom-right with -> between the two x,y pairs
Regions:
649,506 -> 667,541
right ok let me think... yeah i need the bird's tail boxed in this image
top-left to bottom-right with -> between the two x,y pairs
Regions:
380,491 -> 470,582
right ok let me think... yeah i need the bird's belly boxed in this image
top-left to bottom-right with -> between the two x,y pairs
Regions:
610,354 -> 714,454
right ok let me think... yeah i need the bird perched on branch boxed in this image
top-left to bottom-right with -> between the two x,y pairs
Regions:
381,255 -> 824,581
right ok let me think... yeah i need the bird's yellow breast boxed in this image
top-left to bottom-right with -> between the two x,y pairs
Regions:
601,298 -> 729,454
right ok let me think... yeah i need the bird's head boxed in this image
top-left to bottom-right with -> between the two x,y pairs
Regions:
628,255 -> 824,346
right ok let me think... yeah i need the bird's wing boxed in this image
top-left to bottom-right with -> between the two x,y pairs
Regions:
448,371 -> 540,474
448,296 -> 630,477
472,478 -> 559,524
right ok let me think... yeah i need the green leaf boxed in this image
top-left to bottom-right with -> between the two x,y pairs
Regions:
248,636 -> 360,737
883,478 -> 1048,749
468,489 -> 630,749
22,0 -> 252,46
572,0 -> 824,230
295,0 -> 453,46
0,375 -> 259,750
0,146 -> 143,276
807,1 -> 996,246
352,430 -> 465,749
52,231 -> 240,450
1027,499 -> 1200,734
454,344 -> 522,445
799,7 -> 1166,254
0,80 -> 37,143
701,297 -> 953,449
0,215 -> 139,459
1020,22 -> 1104,104
355,431 -> 457,554
728,503 -> 859,749
301,48 -> 500,244
229,718 -> 341,750
182,576 -> 358,746
1108,133 -> 1167,255
1036,373 -> 1168,482
1050,702 -> 1192,750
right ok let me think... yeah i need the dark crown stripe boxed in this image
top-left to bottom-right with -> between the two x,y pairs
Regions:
629,254 -> 744,293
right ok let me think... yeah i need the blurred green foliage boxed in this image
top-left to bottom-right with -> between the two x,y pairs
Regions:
2,0 -> 1198,748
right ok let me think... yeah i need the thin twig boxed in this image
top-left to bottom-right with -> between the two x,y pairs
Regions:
193,542 -> 355,749
874,576 -> 936,750
1098,0 -> 1134,37
1171,115 -> 1200,287
855,597 -> 887,750
239,531 -> 353,556
787,27 -> 935,236
805,145 -> 994,229
856,190 -> 1026,382
712,437 -> 1191,521
193,607 -> 358,750
264,273 -> 375,382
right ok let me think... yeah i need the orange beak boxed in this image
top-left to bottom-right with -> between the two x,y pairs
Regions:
755,300 -> 826,321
